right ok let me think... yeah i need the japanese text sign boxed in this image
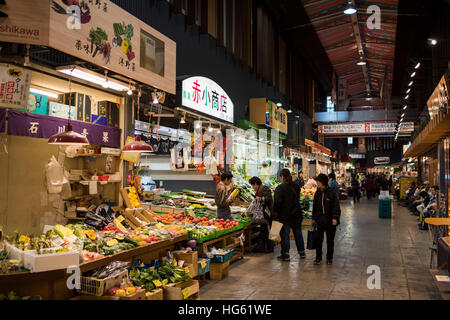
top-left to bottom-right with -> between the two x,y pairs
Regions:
182,76 -> 234,123
7,109 -> 121,148
0,65 -> 31,110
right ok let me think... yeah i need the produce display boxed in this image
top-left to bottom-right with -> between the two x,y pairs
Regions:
129,262 -> 191,292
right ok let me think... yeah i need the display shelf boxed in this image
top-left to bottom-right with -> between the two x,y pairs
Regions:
69,180 -> 122,184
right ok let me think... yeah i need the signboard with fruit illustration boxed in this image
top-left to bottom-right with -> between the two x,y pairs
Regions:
0,0 -> 176,94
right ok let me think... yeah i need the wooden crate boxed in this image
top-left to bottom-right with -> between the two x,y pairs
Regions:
209,260 -> 230,281
164,280 -> 200,300
119,289 -> 146,300
146,288 -> 163,301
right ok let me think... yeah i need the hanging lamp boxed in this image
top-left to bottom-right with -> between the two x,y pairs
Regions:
122,86 -> 153,153
48,69 -> 89,145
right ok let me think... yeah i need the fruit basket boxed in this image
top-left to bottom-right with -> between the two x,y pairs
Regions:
77,269 -> 129,296
210,249 -> 234,263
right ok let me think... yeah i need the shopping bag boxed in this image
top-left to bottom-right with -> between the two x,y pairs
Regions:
249,197 -> 266,224
269,221 -> 283,243
307,226 -> 317,250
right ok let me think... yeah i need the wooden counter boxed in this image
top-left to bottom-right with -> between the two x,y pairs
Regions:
0,234 -> 187,299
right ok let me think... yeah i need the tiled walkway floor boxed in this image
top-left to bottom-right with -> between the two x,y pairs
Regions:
200,198 -> 442,300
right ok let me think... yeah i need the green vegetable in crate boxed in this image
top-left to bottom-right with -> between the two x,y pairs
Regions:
123,237 -> 139,247
0,250 -> 8,260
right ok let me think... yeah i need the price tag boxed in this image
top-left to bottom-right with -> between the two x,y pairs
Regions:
200,260 -> 207,269
106,239 -> 119,247
182,287 -> 190,300
117,215 -> 125,223
153,280 -> 163,287
173,258 -> 177,266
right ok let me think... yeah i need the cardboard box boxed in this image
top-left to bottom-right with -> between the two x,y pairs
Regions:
174,250 -> 198,266
146,288 -> 163,301
163,280 -> 199,300
210,260 -> 230,281
184,263 -> 198,278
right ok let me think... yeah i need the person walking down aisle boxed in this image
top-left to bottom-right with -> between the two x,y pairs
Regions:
273,168 -> 305,262
351,174 -> 361,204
328,173 -> 340,197
249,177 -> 274,253
215,172 -> 237,221
312,174 -> 341,265
365,175 -> 374,200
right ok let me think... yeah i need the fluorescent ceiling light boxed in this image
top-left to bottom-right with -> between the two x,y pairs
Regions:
344,2 -> 357,14
405,95 -> 409,100
357,60 -> 366,66
415,62 -> 421,69
411,72 -> 416,78
408,81 -> 413,87
403,105 -> 407,110
30,88 -> 59,99
287,108 -> 293,113
406,89 -> 411,94
58,67 -> 129,92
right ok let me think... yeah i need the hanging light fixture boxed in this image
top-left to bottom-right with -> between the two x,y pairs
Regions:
344,1 -> 357,15
403,105 -> 408,110
408,81 -> 413,87
48,71 -> 89,146
277,102 -> 282,107
357,57 -> 366,66
122,136 -> 153,153
406,88 -> 411,94
287,107 -> 293,113
415,62 -> 421,69
127,79 -> 133,95
180,112 -> 186,124
410,72 -> 416,78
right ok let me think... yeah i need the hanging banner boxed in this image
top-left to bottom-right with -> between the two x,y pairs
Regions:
7,110 -> 121,148
0,65 -> 31,110
182,76 -> 234,123
318,122 -> 414,135
0,108 -> 5,133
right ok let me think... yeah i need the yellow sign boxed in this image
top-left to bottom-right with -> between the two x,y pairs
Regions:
116,215 -> 125,223
182,287 -> 190,300
274,105 -> 288,134
152,280 -> 163,288
399,176 -> 417,200
200,260 -> 207,269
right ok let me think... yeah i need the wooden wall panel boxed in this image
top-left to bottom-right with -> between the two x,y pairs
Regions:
255,7 -> 264,77
226,0 -> 234,54
279,38 -> 287,95
200,0 -> 209,33
187,0 -> 196,25
208,0 -> 217,38
217,0 -> 225,47
173,0 -> 183,13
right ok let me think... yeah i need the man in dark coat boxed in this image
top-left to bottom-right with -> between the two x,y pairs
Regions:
273,169 -> 305,261
312,174 -> 341,265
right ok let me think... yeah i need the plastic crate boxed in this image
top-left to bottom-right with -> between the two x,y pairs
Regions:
198,258 -> 210,275
77,269 -> 129,296
378,199 -> 392,219
211,249 -> 234,263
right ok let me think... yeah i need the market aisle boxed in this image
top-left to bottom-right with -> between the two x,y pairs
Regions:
199,198 -> 442,300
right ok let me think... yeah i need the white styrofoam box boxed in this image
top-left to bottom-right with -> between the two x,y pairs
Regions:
23,250 -> 79,273
4,242 -> 35,262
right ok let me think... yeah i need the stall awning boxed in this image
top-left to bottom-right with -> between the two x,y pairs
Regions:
403,111 -> 450,158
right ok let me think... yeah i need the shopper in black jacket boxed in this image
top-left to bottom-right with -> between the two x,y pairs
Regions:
273,168 -> 305,262
312,174 -> 341,265
249,177 -> 274,253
